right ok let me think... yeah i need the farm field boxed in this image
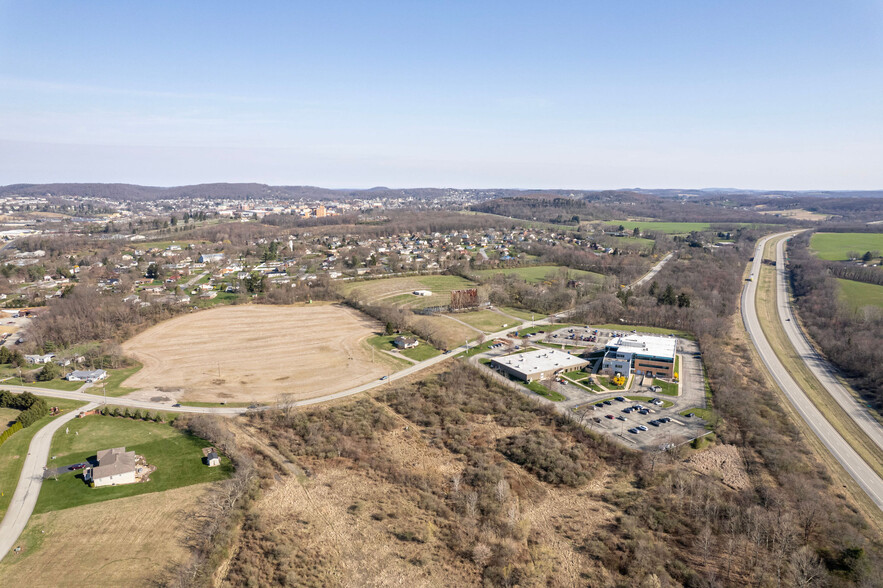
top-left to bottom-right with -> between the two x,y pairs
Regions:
121,304 -> 391,403
0,482 -> 211,584
603,220 -> 714,233
0,407 -> 19,431
338,274 -> 477,309
473,265 -> 603,284
34,415 -> 232,513
608,236 -> 656,250
836,278 -> 883,310
810,232 -> 883,261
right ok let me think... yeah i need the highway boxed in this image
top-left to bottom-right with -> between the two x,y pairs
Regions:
775,235 -> 883,452
742,232 -> 883,510
0,402 -> 100,560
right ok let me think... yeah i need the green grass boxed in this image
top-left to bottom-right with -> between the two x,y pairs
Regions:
459,340 -> 496,358
0,407 -> 20,431
366,334 -> 441,362
836,278 -> 883,310
597,375 -> 626,390
810,232 -> 883,261
34,415 -> 233,513
525,380 -> 566,402
0,399 -> 88,519
626,396 -> 674,409
5,377 -> 83,391
653,378 -> 679,396
603,220 -> 714,234
563,374 -> 602,392
474,265 -> 604,285
498,306 -> 546,321
193,291 -> 241,308
680,408 -> 719,427
608,236 -> 656,250
449,310 -> 519,332
80,363 -> 143,398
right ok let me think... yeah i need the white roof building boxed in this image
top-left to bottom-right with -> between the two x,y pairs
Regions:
604,334 -> 676,362
490,348 -> 588,382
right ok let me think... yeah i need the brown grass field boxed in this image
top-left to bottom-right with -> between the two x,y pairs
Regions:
0,483 -> 211,584
121,304 -> 392,403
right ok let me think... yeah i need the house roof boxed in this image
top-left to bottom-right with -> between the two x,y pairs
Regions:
92,446 -> 136,479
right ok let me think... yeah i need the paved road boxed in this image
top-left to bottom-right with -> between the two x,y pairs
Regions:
776,235 -> 883,452
181,270 -> 209,290
629,252 -> 674,289
0,402 -> 99,561
742,232 -> 883,510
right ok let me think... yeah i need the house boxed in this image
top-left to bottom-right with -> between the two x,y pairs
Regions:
202,447 -> 221,467
86,447 -> 137,487
393,336 -> 419,349
25,353 -> 55,364
199,253 -> 225,263
66,369 -> 107,383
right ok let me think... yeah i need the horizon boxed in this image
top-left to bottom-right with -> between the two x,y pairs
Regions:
2,1 -> 882,189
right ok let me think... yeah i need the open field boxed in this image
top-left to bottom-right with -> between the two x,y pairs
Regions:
473,265 -> 604,284
447,309 -> 518,332
758,209 -> 830,221
836,278 -> 883,310
810,232 -> 883,261
121,304 -> 392,403
35,415 -> 232,513
412,314 -> 482,349
609,236 -> 656,250
0,399 -> 88,520
0,407 -> 19,432
338,274 -> 477,309
0,482 -> 211,583
498,306 -> 545,320
602,220 -> 714,233
756,236 -> 883,480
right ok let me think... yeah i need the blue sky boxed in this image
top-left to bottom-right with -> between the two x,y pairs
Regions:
1,1 -> 882,189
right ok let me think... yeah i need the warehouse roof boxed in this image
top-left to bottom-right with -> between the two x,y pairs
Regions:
492,348 -> 587,375
605,334 -> 676,360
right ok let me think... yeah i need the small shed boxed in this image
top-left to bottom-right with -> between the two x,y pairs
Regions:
202,447 -> 221,467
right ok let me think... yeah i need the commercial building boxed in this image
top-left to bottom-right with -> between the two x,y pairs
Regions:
66,369 -> 108,382
602,334 -> 677,378
490,348 -> 588,382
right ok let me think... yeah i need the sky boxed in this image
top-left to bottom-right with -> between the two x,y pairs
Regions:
1,1 -> 882,189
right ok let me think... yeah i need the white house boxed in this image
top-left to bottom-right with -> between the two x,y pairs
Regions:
393,336 -> 419,349
87,447 -> 137,487
25,353 -> 55,364
66,369 -> 107,383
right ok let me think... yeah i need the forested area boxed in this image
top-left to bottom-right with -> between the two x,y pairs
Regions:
789,233 -> 883,408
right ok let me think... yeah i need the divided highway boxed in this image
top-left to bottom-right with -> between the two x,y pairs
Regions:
742,232 -> 883,510
775,235 -> 883,452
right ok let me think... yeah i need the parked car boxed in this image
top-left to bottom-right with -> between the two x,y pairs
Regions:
686,412 -> 695,418
70,463 -> 87,470
649,420 -> 660,427
628,428 -> 639,434
605,414 -> 615,419
637,425 -> 648,431
616,415 -> 626,421
172,403 -> 182,407
615,396 -> 626,402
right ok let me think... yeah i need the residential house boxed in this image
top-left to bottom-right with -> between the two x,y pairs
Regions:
86,447 -> 137,487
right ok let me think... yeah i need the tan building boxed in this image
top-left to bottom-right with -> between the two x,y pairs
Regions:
315,205 -> 327,218
87,447 -> 137,487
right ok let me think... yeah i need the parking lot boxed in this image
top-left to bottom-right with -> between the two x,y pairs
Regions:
477,325 -> 711,450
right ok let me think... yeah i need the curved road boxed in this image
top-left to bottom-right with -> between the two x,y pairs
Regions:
0,402 -> 99,560
776,235 -> 883,452
743,232 -> 883,510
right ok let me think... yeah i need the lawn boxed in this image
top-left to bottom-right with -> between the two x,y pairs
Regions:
604,220 -> 714,234
626,396 -> 674,409
653,378 -> 679,396
82,363 -> 143,398
34,415 -> 233,513
680,408 -> 719,427
563,374 -> 602,392
597,375 -> 626,390
836,279 -> 883,310
0,399 -> 88,519
525,380 -> 566,402
810,232 -> 883,261
4,377 -> 83,391
0,407 -> 20,431
449,310 -> 519,333
366,334 -> 441,362
474,265 -> 603,285
498,306 -> 546,321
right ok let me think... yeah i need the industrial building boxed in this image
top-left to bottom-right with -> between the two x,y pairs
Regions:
602,334 -> 677,378
490,348 -> 589,382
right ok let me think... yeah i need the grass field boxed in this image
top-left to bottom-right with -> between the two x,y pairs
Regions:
609,236 -> 656,250
604,220 -> 714,234
810,232 -> 883,261
0,407 -> 20,431
34,415 -> 232,513
836,278 -> 883,310
680,408 -> 718,426
525,380 -> 566,401
498,306 -> 546,320
473,265 -> 604,285
4,377 -> 83,391
449,309 -> 519,332
0,483 -> 213,585
338,274 -> 478,309
121,304 -> 391,403
366,334 -> 441,362
0,399 -> 88,520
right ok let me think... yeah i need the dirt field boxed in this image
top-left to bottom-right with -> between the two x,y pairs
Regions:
121,304 -> 391,403
0,483 -> 210,585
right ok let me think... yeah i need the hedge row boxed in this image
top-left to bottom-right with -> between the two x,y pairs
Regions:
0,390 -> 49,428
0,421 -> 24,447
